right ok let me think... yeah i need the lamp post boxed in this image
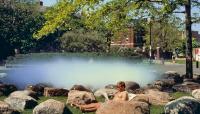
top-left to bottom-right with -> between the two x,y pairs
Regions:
148,18 -> 152,63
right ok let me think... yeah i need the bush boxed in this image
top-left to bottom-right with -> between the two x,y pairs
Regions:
59,30 -> 106,52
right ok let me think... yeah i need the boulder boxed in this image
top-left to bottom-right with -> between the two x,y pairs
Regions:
105,84 -> 116,89
0,84 -> 17,96
4,91 -> 37,111
43,87 -> 68,97
164,96 -> 200,114
67,90 -> 96,105
9,90 -> 38,100
130,94 -> 150,104
192,89 -> 200,100
144,89 -> 173,105
162,71 -> 183,84
96,101 -> 150,114
94,88 -> 117,100
150,79 -> 176,92
70,85 -> 91,92
125,81 -> 140,92
26,83 -> 50,96
33,99 -> 66,114
130,89 -> 172,106
0,101 -> 19,114
173,81 -> 200,93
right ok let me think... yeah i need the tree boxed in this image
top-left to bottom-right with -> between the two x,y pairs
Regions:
145,15 -> 183,52
0,0 -> 45,59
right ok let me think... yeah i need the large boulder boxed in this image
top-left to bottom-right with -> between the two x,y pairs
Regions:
164,96 -> 200,114
26,83 -> 51,96
130,89 -> 173,106
144,89 -> 173,105
94,88 -> 117,100
67,90 -> 96,105
150,79 -> 176,92
96,101 -> 150,114
173,81 -> 200,93
125,81 -> 140,92
9,90 -> 38,100
192,89 -> 200,100
33,99 -> 66,114
4,91 -> 38,111
70,85 -> 91,92
0,84 -> 17,96
0,101 -> 19,114
162,71 -> 183,84
130,94 -> 150,104
43,87 -> 68,97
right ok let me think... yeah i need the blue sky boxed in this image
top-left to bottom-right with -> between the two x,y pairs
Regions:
42,0 -> 200,33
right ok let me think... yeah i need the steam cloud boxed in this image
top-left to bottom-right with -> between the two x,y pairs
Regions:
5,57 -> 162,89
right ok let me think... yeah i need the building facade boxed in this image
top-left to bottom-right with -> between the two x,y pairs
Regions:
111,27 -> 145,48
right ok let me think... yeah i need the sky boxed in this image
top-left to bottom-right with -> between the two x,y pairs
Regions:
42,0 -> 200,33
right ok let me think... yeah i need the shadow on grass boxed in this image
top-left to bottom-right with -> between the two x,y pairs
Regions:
63,107 -> 73,114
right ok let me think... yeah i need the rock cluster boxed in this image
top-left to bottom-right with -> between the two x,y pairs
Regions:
1,71 -> 200,114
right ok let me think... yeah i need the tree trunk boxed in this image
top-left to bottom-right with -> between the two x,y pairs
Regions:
185,0 -> 193,79
106,37 -> 111,53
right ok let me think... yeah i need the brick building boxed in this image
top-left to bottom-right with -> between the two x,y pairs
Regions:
192,31 -> 200,41
111,27 -> 145,48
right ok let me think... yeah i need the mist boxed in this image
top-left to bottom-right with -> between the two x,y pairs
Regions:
4,57 -> 161,89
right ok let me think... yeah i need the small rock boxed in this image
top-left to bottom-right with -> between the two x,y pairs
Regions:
33,99 -> 66,114
43,87 -> 68,97
26,83 -> 50,96
164,96 -> 200,114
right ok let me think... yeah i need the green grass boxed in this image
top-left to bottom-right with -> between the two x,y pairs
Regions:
165,59 -> 196,64
170,92 -> 191,99
150,105 -> 164,114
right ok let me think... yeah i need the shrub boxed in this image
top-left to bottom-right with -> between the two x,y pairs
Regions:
60,30 -> 106,52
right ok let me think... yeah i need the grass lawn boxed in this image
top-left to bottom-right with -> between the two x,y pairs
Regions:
0,92 -> 191,114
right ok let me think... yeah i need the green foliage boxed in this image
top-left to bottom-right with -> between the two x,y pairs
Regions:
60,30 -> 106,52
145,16 -> 183,52
0,4 -> 45,54
192,38 -> 200,48
34,0 -> 100,38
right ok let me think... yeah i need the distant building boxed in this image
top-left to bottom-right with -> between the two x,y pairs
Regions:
182,31 -> 200,41
0,0 -> 47,12
192,31 -> 200,41
111,27 -> 145,48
